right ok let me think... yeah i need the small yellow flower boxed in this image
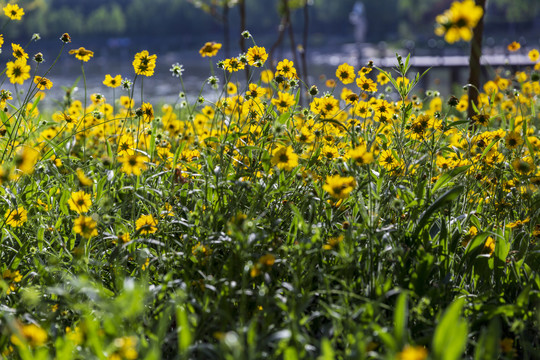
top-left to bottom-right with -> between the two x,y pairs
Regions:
33,76 -> 53,90
73,215 -> 98,239
3,4 -> 24,20
507,41 -> 520,52
335,63 -> 355,85
199,42 -> 222,58
10,323 -> 47,348
246,46 -> 268,67
68,191 -> 92,214
69,47 -> 94,62
133,50 -> 157,77
119,153 -> 148,176
11,43 -> 28,60
528,49 -> 540,62
323,175 -> 356,199
398,345 -> 428,360
103,74 -> 122,88
270,145 -> 299,171
136,214 -> 158,235
5,207 -> 28,227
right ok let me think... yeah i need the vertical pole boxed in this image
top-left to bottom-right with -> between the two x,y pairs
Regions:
467,0 -> 487,121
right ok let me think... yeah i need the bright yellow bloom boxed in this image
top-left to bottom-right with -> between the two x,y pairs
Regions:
271,91 -> 295,113
223,57 -> 245,72
261,69 -> 274,83
15,147 -> 39,174
3,4 -> 24,20
10,323 -> 47,348
133,50 -> 157,76
103,74 -> 122,88
356,76 -> 377,92
435,0 -> 484,43
6,59 -> 30,85
73,215 -> 98,239
69,47 -> 94,62
119,153 -> 148,176
246,46 -> 268,67
5,207 -> 27,227
528,49 -> 539,62
348,146 -> 373,165
507,41 -> 520,52
398,345 -> 428,360
33,76 -> 53,90
140,102 -> 154,122
271,145 -> 299,171
68,191 -> 92,213
76,168 -> 93,186
11,43 -> 28,60
276,59 -> 297,78
199,42 -> 222,57
136,214 -> 158,235
504,131 -> 523,149
323,175 -> 356,199
336,63 -> 355,84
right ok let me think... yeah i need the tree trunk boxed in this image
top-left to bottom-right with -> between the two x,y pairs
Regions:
467,0 -> 487,122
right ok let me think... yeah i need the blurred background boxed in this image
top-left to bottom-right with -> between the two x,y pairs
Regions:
3,0 -> 540,104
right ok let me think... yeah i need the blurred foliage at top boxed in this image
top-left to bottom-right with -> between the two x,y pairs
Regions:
2,0 -> 540,44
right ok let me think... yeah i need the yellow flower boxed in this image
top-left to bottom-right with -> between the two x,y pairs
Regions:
69,47 -> 94,62
73,215 -> 98,239
136,214 -> 158,235
271,91 -> 295,113
323,175 -> 356,199
435,0 -> 484,44
398,345 -> 428,360
76,168 -> 93,186
5,207 -> 28,227
246,46 -> 268,67
3,4 -> 24,20
271,145 -> 299,171
226,82 -> 237,95
528,49 -> 539,62
356,76 -> 377,92
140,102 -> 154,122
377,71 -> 390,85
276,59 -> 297,78
68,191 -> 92,214
103,74 -> 122,88
260,69 -> 274,83
11,43 -> 28,60
323,235 -> 344,250
504,131 -> 523,149
33,76 -> 53,90
223,57 -> 245,72
347,146 -> 373,165
335,63 -> 355,85
484,236 -> 495,256
199,42 -> 222,57
133,50 -> 157,77
6,59 -> 30,85
507,41 -> 520,52
119,153 -> 148,176
14,147 -> 39,175
10,323 -> 47,348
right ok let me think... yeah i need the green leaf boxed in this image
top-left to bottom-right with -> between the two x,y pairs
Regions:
432,165 -> 471,193
177,305 -> 192,355
318,338 -> 334,360
432,298 -> 468,360
413,185 -> 464,238
393,292 -> 408,348
474,317 -> 501,360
